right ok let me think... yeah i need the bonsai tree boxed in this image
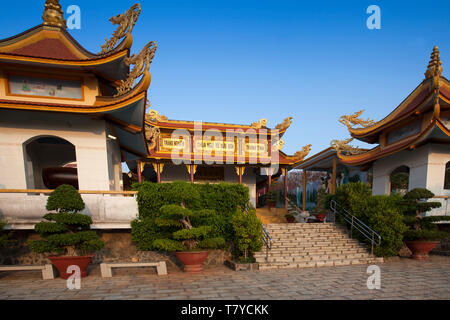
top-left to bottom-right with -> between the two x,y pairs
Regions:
144,204 -> 226,252
403,188 -> 449,241
29,185 -> 104,256
231,208 -> 263,262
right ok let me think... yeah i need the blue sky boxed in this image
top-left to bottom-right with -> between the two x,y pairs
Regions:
2,0 -> 450,156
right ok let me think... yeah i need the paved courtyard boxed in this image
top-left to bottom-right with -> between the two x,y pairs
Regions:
0,255 -> 449,300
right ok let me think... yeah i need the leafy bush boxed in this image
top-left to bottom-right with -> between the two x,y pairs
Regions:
326,182 -> 407,257
0,219 -> 8,248
29,185 -> 104,256
132,204 -> 226,252
132,181 -> 250,243
231,208 -> 263,261
402,188 -> 449,241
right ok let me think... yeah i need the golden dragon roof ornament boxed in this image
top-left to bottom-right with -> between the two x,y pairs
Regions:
330,138 -> 366,155
339,110 -> 375,130
145,108 -> 168,122
114,41 -> 158,97
100,3 -> 141,54
251,118 -> 267,129
42,0 -> 66,28
289,144 -> 312,161
275,117 -> 293,131
271,139 -> 285,152
145,126 -> 160,151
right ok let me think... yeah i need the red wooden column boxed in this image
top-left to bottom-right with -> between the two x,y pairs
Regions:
267,168 -> 272,189
189,165 -> 195,183
137,160 -> 142,183
302,169 -> 307,211
283,167 -> 288,208
238,166 -> 243,184
156,163 -> 161,183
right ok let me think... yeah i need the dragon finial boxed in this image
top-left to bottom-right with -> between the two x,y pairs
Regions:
339,110 -> 375,130
330,138 -> 365,155
100,4 -> 141,54
291,144 -> 312,161
251,118 -> 267,129
275,117 -> 293,131
114,41 -> 158,96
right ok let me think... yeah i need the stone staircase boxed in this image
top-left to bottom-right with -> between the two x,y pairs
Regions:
255,223 -> 383,270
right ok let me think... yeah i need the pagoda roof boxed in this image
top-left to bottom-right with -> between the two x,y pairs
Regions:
337,117 -> 450,166
345,46 -> 450,144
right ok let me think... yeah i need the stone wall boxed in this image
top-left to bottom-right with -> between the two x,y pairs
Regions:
0,230 -> 231,268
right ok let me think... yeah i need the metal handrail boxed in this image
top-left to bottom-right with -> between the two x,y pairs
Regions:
262,225 -> 272,262
329,200 -> 381,255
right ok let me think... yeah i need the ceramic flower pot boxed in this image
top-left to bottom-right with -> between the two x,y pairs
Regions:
405,241 -> 439,260
175,251 -> 209,273
48,255 -> 94,279
315,213 -> 326,222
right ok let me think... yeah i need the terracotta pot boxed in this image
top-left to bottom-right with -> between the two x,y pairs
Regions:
405,241 -> 439,260
315,213 -> 326,222
286,217 -> 296,223
48,255 -> 94,279
175,251 -> 209,273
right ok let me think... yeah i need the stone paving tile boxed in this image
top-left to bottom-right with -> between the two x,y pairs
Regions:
0,256 -> 449,300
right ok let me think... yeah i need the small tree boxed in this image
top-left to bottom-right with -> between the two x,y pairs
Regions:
133,203 -> 226,252
29,185 -> 104,256
403,188 -> 450,241
231,208 -> 263,262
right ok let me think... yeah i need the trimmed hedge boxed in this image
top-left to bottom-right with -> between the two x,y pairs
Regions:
327,182 -> 407,257
131,181 -> 251,251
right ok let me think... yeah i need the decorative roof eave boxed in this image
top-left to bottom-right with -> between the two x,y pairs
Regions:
337,119 -> 449,166
0,45 -> 129,66
0,90 -> 147,115
347,46 -> 448,143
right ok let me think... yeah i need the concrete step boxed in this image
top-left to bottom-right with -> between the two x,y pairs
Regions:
258,257 -> 384,270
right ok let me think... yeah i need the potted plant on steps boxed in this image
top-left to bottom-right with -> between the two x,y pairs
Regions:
150,204 -> 226,273
29,185 -> 104,279
402,188 -> 450,260
285,214 -> 296,223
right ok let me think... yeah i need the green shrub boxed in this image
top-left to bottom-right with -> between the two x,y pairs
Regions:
402,188 -> 450,241
132,204 -> 226,252
327,182 -> 407,257
132,181 -> 250,243
0,219 -> 8,248
231,208 -> 263,261
29,185 -> 104,256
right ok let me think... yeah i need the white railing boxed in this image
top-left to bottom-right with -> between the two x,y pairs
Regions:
0,189 -> 139,230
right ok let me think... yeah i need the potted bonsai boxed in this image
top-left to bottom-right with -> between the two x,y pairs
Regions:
267,182 -> 278,209
402,188 -> 450,260
150,204 -> 226,273
313,189 -> 327,222
29,185 -> 104,279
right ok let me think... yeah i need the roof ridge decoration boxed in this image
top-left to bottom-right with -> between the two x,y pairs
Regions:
424,46 -> 443,119
145,126 -> 160,151
42,0 -> 66,29
275,117 -> 293,131
425,46 -> 443,80
339,110 -> 375,130
146,108 -> 168,122
289,144 -> 312,161
114,40 -> 157,97
330,138 -> 366,155
251,118 -> 267,129
100,3 -> 141,54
